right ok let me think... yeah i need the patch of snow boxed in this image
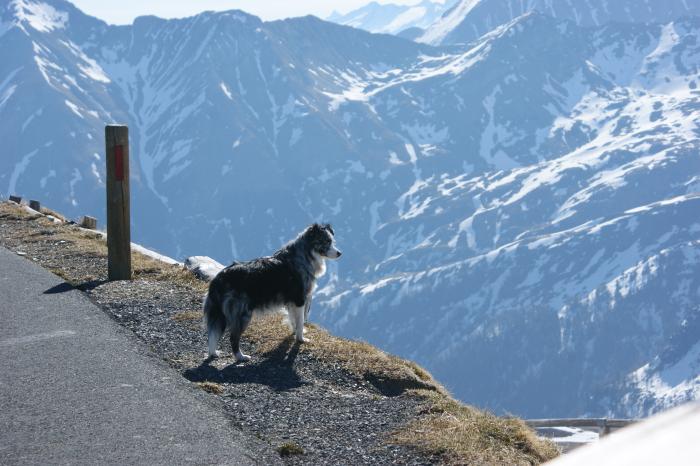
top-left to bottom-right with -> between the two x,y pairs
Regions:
7,149 -> 39,196
289,127 -> 302,146
13,0 -> 68,33
60,40 -> 111,83
360,276 -> 404,295
90,162 -> 103,185
401,122 -> 449,146
64,99 -> 83,118
39,169 -> 56,189
479,85 -> 520,170
369,200 -> 385,242
388,151 -> 405,165
220,81 -> 233,100
0,67 -> 22,109
68,168 -> 82,206
162,160 -> 192,182
542,426 -> 599,445
21,107 -> 43,133
380,6 -> 427,34
419,0 -> 482,45
0,84 -> 16,111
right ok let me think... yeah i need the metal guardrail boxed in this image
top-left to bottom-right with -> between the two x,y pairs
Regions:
526,418 -> 638,436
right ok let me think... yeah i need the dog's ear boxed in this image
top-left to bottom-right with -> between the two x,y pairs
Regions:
309,223 -> 333,237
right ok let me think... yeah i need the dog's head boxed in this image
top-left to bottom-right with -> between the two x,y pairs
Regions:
308,223 -> 342,259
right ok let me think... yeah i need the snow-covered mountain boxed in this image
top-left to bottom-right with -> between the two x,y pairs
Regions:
2,0 -> 699,417
613,311 -> 700,417
419,0 -> 700,45
327,0 -> 453,36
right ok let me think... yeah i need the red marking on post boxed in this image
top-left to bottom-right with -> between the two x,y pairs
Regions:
114,145 -> 124,181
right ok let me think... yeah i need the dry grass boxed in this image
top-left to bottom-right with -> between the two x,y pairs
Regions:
277,442 -> 304,456
1,201 -> 205,290
47,267 -> 75,283
55,228 -> 107,254
245,314 -> 558,464
244,313 -> 444,396
40,206 -> 69,221
392,390 -> 560,465
0,202 -> 37,221
0,200 -> 559,465
1,200 -> 67,222
195,381 -> 224,395
131,252 -> 208,291
172,310 -> 202,322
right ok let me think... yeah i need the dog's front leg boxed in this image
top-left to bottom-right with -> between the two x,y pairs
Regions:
291,306 -> 308,343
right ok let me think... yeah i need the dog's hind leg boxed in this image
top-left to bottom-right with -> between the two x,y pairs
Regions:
228,302 -> 253,362
303,295 -> 312,321
290,306 -> 308,343
204,293 -> 225,358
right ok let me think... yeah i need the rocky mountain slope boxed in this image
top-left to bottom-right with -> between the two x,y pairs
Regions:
418,0 -> 700,45
2,0 -> 699,417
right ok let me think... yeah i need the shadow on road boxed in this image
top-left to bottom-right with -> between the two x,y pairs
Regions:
44,282 -> 75,294
44,279 -> 109,294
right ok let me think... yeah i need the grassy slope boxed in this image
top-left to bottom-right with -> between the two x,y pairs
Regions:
0,201 -> 559,464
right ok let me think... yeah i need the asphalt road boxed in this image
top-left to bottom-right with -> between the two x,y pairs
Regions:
0,246 -> 276,465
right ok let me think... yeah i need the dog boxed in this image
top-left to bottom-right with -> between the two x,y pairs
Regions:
203,223 -> 341,361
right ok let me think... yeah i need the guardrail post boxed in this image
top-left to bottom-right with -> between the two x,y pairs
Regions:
105,125 -> 131,280
80,215 -> 97,230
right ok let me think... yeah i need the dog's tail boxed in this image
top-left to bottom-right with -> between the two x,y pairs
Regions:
203,292 -> 226,357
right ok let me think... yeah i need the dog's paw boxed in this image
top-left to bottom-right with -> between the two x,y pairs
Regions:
235,352 -> 251,362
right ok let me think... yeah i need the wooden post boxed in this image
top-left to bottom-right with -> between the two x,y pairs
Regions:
105,125 -> 131,280
29,200 -> 41,211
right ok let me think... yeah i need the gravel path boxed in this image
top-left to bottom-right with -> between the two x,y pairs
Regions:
0,204 -> 438,465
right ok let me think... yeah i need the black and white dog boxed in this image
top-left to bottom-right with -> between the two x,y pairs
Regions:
204,223 -> 341,361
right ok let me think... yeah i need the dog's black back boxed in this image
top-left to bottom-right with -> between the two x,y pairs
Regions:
209,255 -> 306,309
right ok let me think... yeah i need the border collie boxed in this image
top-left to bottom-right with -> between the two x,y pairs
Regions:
203,223 -> 341,361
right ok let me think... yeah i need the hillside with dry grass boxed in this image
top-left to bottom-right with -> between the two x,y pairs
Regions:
0,200 -> 558,465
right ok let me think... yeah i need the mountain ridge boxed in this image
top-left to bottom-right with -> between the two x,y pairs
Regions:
418,0 -> 700,45
2,0 -> 699,417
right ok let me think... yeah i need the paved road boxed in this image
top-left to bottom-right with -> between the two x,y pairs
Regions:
0,246 -> 276,465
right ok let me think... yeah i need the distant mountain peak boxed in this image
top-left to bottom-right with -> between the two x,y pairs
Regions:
418,0 -> 481,44
8,0 -> 69,33
326,0 -> 455,36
